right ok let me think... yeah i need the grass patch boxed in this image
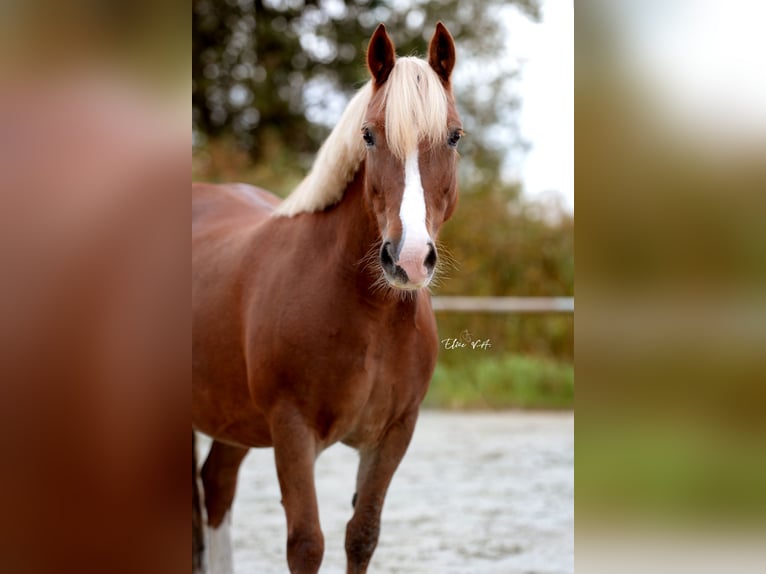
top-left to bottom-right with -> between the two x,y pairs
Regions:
423,353 -> 574,410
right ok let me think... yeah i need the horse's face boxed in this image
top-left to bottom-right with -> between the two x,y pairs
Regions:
362,23 -> 462,291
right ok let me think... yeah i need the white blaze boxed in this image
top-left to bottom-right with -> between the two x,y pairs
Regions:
399,150 -> 430,251
395,149 -> 433,286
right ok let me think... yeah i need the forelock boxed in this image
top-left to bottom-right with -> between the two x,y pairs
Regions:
381,57 -> 449,160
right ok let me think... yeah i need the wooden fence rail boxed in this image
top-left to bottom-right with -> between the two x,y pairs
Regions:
431,296 -> 574,313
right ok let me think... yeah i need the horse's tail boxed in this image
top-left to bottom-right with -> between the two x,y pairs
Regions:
192,431 -> 205,573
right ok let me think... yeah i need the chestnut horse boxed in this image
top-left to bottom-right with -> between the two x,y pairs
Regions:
192,23 -> 462,573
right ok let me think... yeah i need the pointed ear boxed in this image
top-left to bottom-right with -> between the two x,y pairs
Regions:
367,23 -> 396,86
428,22 -> 456,85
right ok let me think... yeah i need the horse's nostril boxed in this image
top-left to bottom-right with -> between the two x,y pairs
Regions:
380,241 -> 396,270
424,243 -> 437,272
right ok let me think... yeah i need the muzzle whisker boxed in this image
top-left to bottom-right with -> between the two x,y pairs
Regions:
431,239 -> 459,286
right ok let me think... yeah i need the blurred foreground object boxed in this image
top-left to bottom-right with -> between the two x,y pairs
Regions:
0,76 -> 188,574
0,2 -> 188,571
0,0 -> 188,561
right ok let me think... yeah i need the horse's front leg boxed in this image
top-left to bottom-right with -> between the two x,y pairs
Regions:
200,440 -> 249,574
345,410 -> 418,574
271,406 -> 325,574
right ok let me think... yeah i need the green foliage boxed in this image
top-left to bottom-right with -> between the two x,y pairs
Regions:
577,418 -> 766,521
424,353 -> 574,410
436,185 -> 574,297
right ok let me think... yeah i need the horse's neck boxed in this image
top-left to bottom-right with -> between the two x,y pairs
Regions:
323,163 -> 378,261
313,163 -> 419,309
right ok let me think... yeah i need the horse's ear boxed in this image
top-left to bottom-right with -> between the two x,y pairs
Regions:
367,24 -> 396,86
428,22 -> 456,85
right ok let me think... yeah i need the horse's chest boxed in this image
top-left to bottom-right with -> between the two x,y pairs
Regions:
251,297 -> 437,447
336,332 -> 434,447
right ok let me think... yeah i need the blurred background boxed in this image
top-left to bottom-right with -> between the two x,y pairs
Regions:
192,0 -> 575,411
577,1 -> 766,572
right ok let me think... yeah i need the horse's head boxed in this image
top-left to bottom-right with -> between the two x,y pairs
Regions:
362,23 -> 462,291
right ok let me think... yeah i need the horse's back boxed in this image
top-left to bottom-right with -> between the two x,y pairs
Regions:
193,182 -> 281,230
192,181 -> 281,324
192,182 -> 278,301
192,182 -> 281,282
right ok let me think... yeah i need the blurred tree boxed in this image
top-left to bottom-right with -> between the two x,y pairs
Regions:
192,0 -> 541,191
437,185 -> 573,297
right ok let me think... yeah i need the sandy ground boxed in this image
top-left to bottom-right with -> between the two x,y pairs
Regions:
198,411 -> 573,573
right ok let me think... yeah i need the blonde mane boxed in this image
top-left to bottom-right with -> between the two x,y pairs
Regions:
274,57 -> 448,217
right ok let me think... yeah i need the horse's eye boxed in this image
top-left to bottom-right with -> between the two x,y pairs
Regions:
362,127 -> 375,147
448,129 -> 462,148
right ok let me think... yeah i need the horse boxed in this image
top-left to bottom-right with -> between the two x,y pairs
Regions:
192,22 -> 462,573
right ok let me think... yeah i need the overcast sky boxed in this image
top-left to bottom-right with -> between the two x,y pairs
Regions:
503,0 -> 574,213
